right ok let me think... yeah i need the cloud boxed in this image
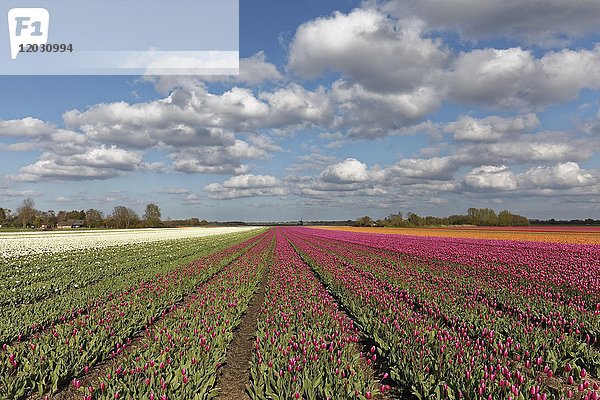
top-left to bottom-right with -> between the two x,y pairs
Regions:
0,117 -> 90,155
63,97 -> 239,149
183,193 -> 203,205
447,46 -> 600,110
247,134 -> 284,153
283,6 -> 457,138
14,161 -> 122,182
486,141 -> 585,162
66,82 -> 333,143
291,175 -> 388,199
286,152 -> 339,174
11,146 -> 143,182
237,52 -> 284,85
160,187 -> 191,195
288,6 -> 600,118
204,174 -> 286,199
582,110 -> 600,136
288,9 -> 447,93
286,7 -> 448,138
390,156 -> 458,180
465,165 -> 518,190
169,139 -> 268,176
445,113 -> 539,142
171,159 -> 247,176
147,52 -> 282,89
330,80 -> 441,138
449,129 -> 594,166
64,146 -> 142,171
287,158 -> 388,200
403,181 -> 461,194
423,197 -> 449,205
454,138 -> 593,165
0,189 -> 43,198
383,0 -> 600,46
58,86 -> 301,180
158,187 -> 204,205
320,158 -> 370,183
259,84 -> 334,128
519,162 -> 597,189
0,117 -> 55,137
464,162 -> 598,193
216,174 -> 279,189
54,196 -> 74,203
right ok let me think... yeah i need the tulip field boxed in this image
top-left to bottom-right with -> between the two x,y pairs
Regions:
0,226 -> 598,399
315,226 -> 600,245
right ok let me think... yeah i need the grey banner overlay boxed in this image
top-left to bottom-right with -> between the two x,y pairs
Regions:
1,0 -> 239,75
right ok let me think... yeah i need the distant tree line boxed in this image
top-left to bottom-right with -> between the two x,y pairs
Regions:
530,218 -> 599,226
0,198 -> 173,229
355,208 -> 531,228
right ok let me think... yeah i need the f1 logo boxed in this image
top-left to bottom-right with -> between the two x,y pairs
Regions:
7,8 -> 49,59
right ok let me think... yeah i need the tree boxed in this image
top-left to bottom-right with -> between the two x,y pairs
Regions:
0,208 -> 6,225
407,212 -> 423,226
32,215 -> 43,228
111,206 -> 139,229
143,203 -> 162,227
189,217 -> 200,226
498,210 -> 529,226
42,210 -> 57,227
66,210 -> 82,220
17,198 -> 37,228
467,207 -> 498,226
85,209 -> 104,228
384,212 -> 405,227
354,216 -> 373,227
56,210 -> 67,224
447,214 -> 470,225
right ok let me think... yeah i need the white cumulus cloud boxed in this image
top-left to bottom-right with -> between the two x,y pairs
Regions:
465,165 -> 518,190
320,158 -> 370,183
204,174 -> 286,200
518,162 -> 597,189
446,113 -> 539,142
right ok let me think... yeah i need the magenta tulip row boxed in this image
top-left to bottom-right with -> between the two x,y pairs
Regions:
282,227 -> 599,400
248,229 -> 381,400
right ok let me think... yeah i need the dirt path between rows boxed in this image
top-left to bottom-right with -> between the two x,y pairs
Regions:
217,267 -> 269,400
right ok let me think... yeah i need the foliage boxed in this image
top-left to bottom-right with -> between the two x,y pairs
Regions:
0,207 -> 7,224
88,230 -> 275,399
16,198 -> 37,228
0,228 -> 264,398
372,207 -> 530,227
1,226 -> 597,399
85,209 -> 104,228
249,229 -> 379,400
285,227 -> 599,400
143,203 -> 162,227
354,216 -> 374,227
110,206 -> 140,229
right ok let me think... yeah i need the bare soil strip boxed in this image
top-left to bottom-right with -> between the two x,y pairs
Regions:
217,267 -> 270,400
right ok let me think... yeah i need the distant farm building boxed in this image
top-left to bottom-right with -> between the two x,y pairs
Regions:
57,219 -> 85,229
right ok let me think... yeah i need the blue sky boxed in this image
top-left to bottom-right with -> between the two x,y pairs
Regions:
1,0 -> 599,221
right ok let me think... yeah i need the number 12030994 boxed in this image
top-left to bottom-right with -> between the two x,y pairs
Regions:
19,43 -> 73,53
